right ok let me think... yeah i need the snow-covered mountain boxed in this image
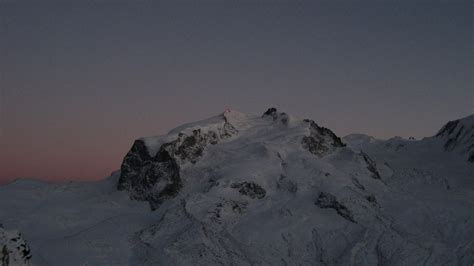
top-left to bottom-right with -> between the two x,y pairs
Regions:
0,108 -> 473,265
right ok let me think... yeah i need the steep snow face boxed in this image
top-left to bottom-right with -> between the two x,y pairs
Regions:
0,225 -> 31,266
0,110 -> 473,265
435,114 -> 474,162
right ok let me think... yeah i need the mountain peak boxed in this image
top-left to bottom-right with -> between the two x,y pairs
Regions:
118,108 -> 348,209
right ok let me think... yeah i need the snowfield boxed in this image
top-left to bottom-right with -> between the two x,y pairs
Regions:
0,109 -> 473,265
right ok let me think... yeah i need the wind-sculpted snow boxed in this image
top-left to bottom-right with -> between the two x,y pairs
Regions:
0,110 -> 473,265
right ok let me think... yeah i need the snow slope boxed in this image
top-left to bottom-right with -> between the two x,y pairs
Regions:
0,109 -> 473,265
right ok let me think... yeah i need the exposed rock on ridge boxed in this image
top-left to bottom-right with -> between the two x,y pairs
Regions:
118,113 -> 239,210
314,192 -> 356,223
302,119 -> 345,157
231,182 -> 266,199
0,225 -> 31,266
262,107 -> 290,125
360,151 -> 382,180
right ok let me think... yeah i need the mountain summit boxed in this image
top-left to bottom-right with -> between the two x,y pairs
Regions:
0,109 -> 472,265
118,108 -> 349,210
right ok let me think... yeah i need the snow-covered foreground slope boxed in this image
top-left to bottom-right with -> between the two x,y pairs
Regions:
0,175 -> 153,265
0,109 -> 473,265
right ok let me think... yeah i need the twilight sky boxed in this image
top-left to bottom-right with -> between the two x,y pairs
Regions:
1,1 -> 473,183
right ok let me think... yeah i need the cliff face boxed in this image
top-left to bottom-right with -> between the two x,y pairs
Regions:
117,111 -> 239,210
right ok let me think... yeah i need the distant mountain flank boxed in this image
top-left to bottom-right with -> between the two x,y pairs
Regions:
344,114 -> 474,163
435,114 -> 474,162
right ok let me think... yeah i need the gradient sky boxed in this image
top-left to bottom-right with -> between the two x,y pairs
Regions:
1,1 -> 473,183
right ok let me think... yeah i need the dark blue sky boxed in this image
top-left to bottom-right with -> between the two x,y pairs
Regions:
1,1 -> 472,182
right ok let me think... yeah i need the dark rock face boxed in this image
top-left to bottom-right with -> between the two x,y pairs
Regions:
262,107 -> 277,118
0,225 -> 32,265
302,119 -> 345,157
118,140 -> 182,210
231,182 -> 266,199
162,124 -> 237,164
315,192 -> 355,223
262,108 -> 290,125
219,120 -> 239,139
1,245 -> 7,266
360,151 -> 382,180
163,129 -> 212,164
118,139 -> 152,191
118,118 -> 238,210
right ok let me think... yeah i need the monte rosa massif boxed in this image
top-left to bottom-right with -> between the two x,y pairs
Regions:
1,108 -> 473,265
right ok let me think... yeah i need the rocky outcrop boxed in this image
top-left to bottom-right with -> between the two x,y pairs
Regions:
315,192 -> 355,223
360,151 -> 382,180
118,115 -> 239,210
231,182 -> 266,199
0,225 -> 31,266
117,139 -> 182,210
262,107 -> 290,125
302,119 -> 345,157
